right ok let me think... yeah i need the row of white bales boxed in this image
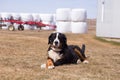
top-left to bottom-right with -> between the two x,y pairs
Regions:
0,8 -> 87,33
0,13 -> 56,30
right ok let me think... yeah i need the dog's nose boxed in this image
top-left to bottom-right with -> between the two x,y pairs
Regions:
54,41 -> 58,45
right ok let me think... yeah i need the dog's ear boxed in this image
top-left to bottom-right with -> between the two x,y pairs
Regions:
63,34 -> 67,44
61,33 -> 67,48
48,33 -> 53,44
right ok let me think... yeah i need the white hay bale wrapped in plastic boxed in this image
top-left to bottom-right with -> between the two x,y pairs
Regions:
42,21 -> 51,24
53,14 -> 56,22
1,13 -> 12,19
39,14 -> 54,30
1,13 -> 12,29
41,21 -> 50,30
56,8 -> 71,21
71,22 -> 88,33
2,22 -> 11,30
20,13 -> 28,21
23,24 -> 29,30
39,14 -> 53,22
32,13 -> 41,22
11,13 -> 21,30
71,9 -> 87,22
26,14 -> 33,21
52,14 -> 56,25
0,14 -> 1,18
20,13 -> 33,21
12,13 -> 21,20
20,13 -> 34,30
32,13 -> 41,29
13,23 -> 19,30
22,24 -> 35,30
56,21 -> 71,33
2,26 -> 8,30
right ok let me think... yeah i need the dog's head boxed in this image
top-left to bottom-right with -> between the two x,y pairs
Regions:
48,32 -> 67,51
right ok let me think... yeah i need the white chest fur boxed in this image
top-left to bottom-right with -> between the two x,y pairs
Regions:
48,50 -> 63,62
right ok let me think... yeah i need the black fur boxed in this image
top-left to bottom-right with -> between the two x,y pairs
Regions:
48,32 -> 87,66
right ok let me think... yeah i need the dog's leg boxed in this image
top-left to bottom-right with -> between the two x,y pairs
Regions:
74,45 -> 89,64
54,59 -> 64,66
41,58 -> 55,69
46,58 -> 55,69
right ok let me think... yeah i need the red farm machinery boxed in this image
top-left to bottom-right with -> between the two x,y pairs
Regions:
0,15 -> 56,31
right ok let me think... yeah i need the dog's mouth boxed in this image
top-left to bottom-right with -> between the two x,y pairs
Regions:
50,44 -> 62,52
51,45 -> 60,48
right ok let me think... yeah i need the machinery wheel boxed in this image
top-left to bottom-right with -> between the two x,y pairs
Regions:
18,24 -> 24,31
8,25 -> 15,31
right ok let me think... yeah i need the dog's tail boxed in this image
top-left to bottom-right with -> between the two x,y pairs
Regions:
74,44 -> 89,63
81,44 -> 86,58
81,44 -> 89,64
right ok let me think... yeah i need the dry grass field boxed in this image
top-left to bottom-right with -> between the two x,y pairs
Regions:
0,25 -> 120,80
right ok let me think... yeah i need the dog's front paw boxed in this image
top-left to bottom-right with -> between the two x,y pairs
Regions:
41,64 -> 55,69
48,65 -> 55,69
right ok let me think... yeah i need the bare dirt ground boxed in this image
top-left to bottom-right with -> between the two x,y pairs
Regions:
0,22 -> 120,80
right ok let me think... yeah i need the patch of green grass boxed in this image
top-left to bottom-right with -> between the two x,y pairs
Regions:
95,37 -> 120,46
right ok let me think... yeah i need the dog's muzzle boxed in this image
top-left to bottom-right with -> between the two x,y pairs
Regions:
53,40 -> 60,48
54,41 -> 58,46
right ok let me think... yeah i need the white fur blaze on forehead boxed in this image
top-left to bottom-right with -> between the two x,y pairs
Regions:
54,33 -> 59,42
53,33 -> 60,46
56,33 -> 59,39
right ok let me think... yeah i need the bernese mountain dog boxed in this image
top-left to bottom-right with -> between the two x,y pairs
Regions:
41,32 -> 88,69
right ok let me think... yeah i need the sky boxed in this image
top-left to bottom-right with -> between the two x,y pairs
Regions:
0,0 -> 97,19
